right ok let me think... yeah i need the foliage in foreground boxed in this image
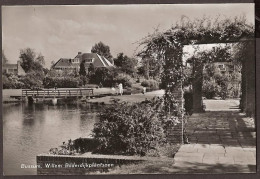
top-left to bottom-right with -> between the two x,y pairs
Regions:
49,138 -> 99,155
92,97 -> 180,156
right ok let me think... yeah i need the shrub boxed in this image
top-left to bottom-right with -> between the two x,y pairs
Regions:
20,71 -> 44,89
202,80 -> 220,99
2,74 -> 25,89
89,68 -> 113,87
49,138 -> 100,155
85,84 -> 99,88
112,74 -> 133,88
141,79 -> 159,90
43,77 -> 79,88
92,97 -> 180,156
78,76 -> 89,87
89,67 -> 135,88
73,138 -> 99,153
20,76 -> 42,89
141,80 -> 149,87
3,75 -> 13,89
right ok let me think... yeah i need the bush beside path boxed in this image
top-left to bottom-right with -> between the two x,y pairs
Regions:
107,100 -> 256,174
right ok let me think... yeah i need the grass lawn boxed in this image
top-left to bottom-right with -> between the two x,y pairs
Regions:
88,89 -> 165,104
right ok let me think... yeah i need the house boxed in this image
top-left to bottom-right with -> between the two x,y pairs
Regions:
2,61 -> 26,76
52,52 -> 114,73
204,62 -> 240,74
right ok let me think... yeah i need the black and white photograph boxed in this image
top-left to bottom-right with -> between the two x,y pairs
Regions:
2,3 -> 256,175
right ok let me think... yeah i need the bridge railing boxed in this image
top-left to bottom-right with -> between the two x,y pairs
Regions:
22,89 -> 94,97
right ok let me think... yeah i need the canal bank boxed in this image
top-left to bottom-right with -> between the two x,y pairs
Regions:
3,88 -> 165,105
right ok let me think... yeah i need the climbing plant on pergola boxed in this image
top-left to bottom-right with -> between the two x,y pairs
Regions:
137,16 -> 254,129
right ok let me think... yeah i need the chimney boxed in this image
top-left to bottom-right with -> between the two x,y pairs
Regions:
78,52 -> 82,55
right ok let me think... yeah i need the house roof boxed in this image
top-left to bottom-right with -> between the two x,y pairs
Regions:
53,58 -> 72,68
75,53 -> 113,67
53,53 -> 114,69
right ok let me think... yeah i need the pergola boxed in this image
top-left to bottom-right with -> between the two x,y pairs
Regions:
138,17 -> 255,143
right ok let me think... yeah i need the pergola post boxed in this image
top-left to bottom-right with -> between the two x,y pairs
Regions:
244,40 -> 255,117
240,57 -> 247,112
240,40 -> 255,118
192,60 -> 204,113
164,47 -> 184,144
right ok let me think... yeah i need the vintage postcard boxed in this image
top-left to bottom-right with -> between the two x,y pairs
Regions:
2,3 -> 256,175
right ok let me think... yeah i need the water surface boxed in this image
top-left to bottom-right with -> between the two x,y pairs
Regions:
3,102 -> 102,175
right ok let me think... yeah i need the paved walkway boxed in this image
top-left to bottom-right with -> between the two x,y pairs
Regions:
173,100 -> 256,173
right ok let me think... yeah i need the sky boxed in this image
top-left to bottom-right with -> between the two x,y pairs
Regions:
2,4 -> 254,68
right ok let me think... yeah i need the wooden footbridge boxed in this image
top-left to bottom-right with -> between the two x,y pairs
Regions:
10,88 -> 94,102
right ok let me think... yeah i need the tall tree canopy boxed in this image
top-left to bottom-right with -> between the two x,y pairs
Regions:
91,41 -> 113,61
114,53 -> 138,76
138,55 -> 162,80
19,48 -> 45,73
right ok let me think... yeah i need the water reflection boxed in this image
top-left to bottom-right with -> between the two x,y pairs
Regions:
3,102 -> 102,175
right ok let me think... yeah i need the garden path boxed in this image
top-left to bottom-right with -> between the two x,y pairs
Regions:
173,99 -> 256,173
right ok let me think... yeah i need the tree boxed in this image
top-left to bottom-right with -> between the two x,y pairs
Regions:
88,63 -> 95,75
36,53 -> 45,66
19,48 -> 36,72
50,60 -> 56,69
91,41 -> 113,61
139,56 -> 162,80
89,68 -> 111,86
79,60 -> 87,76
114,53 -> 124,67
121,57 -> 138,76
19,48 -> 45,73
2,50 -> 8,65
113,53 -> 138,76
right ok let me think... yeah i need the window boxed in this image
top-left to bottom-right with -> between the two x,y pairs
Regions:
218,64 -> 226,72
73,58 -> 79,63
218,64 -> 224,68
84,58 -> 94,63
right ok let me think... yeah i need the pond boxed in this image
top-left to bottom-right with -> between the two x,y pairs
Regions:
3,102 -> 103,175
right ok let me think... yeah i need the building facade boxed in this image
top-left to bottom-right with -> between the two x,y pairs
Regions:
2,61 -> 26,76
52,52 -> 114,74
